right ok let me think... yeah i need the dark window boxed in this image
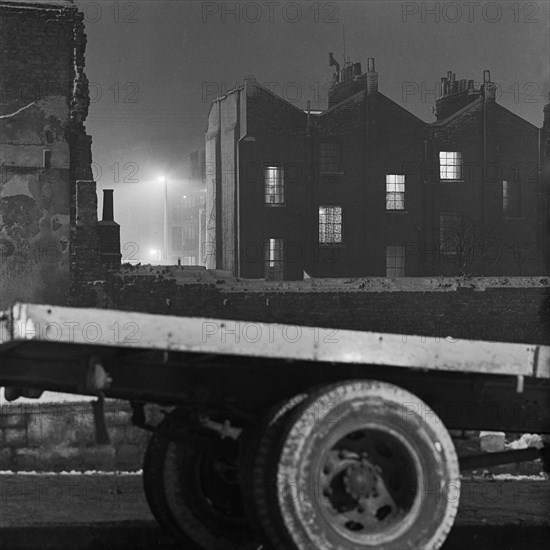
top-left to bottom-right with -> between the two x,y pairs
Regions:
319,143 -> 342,173
503,180 -> 521,217
386,175 -> 405,210
439,213 -> 462,256
319,206 -> 342,243
439,151 -> 462,181
265,238 -> 284,280
265,166 -> 284,205
386,246 -> 405,277
43,150 -> 51,169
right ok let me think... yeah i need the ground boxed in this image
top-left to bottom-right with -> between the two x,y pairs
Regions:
0,472 -> 548,549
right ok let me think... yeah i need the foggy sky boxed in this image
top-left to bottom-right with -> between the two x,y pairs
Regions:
75,0 -> 550,251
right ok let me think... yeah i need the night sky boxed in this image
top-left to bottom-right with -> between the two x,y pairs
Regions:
74,0 -> 550,253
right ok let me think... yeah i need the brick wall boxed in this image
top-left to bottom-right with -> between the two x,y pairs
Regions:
76,268 -> 550,345
0,399 -> 542,474
0,400 -> 163,472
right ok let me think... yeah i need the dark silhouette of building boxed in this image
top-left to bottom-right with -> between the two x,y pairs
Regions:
205,58 -> 550,280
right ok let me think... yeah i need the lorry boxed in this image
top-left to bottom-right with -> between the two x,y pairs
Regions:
1,302 -> 549,550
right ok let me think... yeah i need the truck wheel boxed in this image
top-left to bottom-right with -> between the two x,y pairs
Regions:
242,394 -> 308,547
143,422 -> 257,550
142,427 -> 180,535
250,380 -> 460,550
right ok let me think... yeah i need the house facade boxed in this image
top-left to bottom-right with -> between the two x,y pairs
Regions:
205,58 -> 550,280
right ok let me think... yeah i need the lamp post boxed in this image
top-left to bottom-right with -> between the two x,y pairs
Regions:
159,176 -> 168,263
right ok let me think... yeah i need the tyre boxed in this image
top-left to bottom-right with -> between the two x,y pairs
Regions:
142,418 -> 258,550
242,394 -> 308,549
142,426 -> 181,535
250,380 -> 460,550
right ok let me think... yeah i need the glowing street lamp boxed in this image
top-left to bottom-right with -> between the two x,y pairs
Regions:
149,248 -> 161,262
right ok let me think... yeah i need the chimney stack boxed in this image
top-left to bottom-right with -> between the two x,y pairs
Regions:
102,189 -> 114,221
434,70 -> 483,120
97,189 -> 121,268
482,69 -> 496,102
366,58 -> 378,95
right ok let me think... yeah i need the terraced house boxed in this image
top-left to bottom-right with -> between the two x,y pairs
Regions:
205,56 -> 550,280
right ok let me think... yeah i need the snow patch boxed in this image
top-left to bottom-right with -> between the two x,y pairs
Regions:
0,470 -> 143,476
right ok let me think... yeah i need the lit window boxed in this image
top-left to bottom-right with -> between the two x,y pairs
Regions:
386,246 -> 405,277
265,238 -> 284,280
265,166 -> 284,205
386,175 -> 405,210
319,143 -> 342,173
439,213 -> 462,256
319,206 -> 342,243
503,180 -> 521,217
439,151 -> 463,180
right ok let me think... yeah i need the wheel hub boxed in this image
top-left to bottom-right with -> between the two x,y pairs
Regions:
344,459 -> 377,500
318,431 -> 417,540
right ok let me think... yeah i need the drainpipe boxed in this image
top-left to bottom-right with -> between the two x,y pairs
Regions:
306,100 -> 314,277
481,70 -> 494,270
364,59 -> 377,274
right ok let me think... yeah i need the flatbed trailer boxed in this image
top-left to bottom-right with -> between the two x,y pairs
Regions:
1,303 -> 549,550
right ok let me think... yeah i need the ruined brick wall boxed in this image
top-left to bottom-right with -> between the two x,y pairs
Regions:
0,0 -> 96,308
74,269 -> 550,345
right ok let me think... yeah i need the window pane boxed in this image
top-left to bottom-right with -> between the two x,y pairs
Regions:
265,166 -> 285,205
319,206 -> 342,243
386,175 -> 405,210
320,143 -> 341,172
386,245 -> 405,277
265,238 -> 284,280
439,151 -> 463,180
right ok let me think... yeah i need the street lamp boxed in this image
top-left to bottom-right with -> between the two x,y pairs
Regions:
158,176 -> 168,263
149,248 -> 161,262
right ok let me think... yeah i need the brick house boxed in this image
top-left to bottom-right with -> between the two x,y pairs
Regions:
206,58 -> 550,280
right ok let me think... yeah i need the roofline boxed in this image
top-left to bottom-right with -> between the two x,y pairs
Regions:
206,78 -> 307,120
492,101 -> 540,131
430,96 -> 539,130
429,96 -> 484,126
318,88 -> 425,127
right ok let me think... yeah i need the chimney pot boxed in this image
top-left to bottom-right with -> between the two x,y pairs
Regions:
483,70 -> 491,83
366,58 -> 378,94
440,77 -> 447,97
